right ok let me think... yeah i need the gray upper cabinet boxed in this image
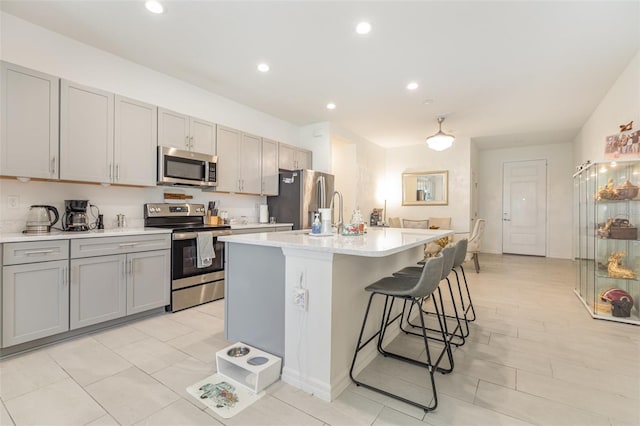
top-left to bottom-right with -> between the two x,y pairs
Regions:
215,126 -> 240,192
158,108 -> 215,155
60,80 -> 114,183
0,61 -> 60,179
279,143 -> 312,171
114,95 -> 157,186
215,125 -> 261,194
261,138 -> 279,196
240,133 -> 262,194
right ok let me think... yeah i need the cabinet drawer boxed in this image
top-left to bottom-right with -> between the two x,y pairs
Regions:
3,240 -> 69,265
71,234 -> 170,258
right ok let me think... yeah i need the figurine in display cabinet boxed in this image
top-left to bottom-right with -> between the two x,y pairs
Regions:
607,251 -> 637,279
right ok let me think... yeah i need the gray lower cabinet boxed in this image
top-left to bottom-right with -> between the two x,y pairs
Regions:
69,235 -> 170,328
70,255 -> 126,330
127,250 -> 170,315
2,259 -> 69,347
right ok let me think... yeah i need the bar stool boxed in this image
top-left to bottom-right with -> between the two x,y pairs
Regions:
395,245 -> 466,347
452,239 -> 476,322
349,254 -> 452,412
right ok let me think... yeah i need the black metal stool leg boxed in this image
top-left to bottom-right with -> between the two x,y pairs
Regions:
459,265 -> 476,321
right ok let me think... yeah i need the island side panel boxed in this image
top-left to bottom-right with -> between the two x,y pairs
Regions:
281,244 -> 424,401
224,242 -> 285,358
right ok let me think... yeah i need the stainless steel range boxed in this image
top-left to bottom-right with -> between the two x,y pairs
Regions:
144,203 -> 231,312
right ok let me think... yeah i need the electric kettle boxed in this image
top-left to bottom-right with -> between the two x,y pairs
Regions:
25,205 -> 59,234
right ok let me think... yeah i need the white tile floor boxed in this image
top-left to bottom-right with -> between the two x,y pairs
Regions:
1,254 -> 639,426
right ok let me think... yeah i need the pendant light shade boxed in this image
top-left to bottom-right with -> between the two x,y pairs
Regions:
426,117 -> 455,151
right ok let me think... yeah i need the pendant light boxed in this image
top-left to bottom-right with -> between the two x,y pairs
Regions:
426,116 -> 455,151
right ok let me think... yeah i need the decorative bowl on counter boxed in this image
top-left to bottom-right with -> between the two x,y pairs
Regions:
341,223 -> 361,236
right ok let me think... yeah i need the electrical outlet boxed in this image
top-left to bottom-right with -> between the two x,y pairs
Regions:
7,195 -> 19,209
292,288 -> 308,311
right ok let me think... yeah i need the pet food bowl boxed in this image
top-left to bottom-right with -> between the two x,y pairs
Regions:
227,346 -> 250,357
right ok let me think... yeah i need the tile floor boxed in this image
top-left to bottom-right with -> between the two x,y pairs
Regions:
1,254 -> 639,426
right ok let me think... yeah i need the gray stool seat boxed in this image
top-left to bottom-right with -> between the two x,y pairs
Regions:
393,265 -> 422,277
349,254 -> 453,413
365,275 -> 427,297
397,244 -> 468,346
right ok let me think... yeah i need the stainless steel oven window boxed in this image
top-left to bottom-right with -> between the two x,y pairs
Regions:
172,237 -> 224,280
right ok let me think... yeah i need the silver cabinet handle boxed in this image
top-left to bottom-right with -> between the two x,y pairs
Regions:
190,136 -> 194,149
503,219 -> 511,221
122,259 -> 126,279
24,249 -> 55,255
128,259 -> 133,275
116,164 -> 120,181
185,136 -> 189,149
118,242 -> 138,247
50,157 -> 56,174
62,266 -> 68,287
109,163 -> 113,179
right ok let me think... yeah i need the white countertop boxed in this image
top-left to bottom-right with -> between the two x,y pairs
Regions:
229,223 -> 293,230
0,227 -> 172,243
219,227 -> 452,257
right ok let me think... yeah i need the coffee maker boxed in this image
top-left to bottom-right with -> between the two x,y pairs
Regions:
62,200 -> 90,231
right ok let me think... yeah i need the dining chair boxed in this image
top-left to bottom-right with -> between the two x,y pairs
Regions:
402,219 -> 430,229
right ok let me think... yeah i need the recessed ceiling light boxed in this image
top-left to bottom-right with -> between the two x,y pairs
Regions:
326,103 -> 336,110
145,0 -> 164,14
257,63 -> 270,73
355,22 -> 371,35
406,82 -> 419,90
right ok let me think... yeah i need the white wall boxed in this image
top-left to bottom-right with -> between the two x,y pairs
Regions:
299,122 -> 331,173
329,125 -> 386,222
0,12 -> 306,232
477,142 -> 574,259
384,137 -> 472,231
571,50 -> 639,258
573,50 -> 640,165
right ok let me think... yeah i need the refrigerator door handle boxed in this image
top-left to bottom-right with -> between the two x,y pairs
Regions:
317,175 -> 326,208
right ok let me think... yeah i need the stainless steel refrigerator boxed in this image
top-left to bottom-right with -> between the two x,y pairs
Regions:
267,169 -> 335,230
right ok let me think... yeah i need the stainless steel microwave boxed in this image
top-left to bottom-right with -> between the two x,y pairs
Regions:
157,146 -> 217,187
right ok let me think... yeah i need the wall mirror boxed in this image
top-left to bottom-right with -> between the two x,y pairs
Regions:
402,171 -> 448,206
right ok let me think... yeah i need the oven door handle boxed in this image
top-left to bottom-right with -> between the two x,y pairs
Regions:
172,230 -> 232,240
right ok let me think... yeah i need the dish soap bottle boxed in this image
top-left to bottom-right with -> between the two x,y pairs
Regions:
311,212 -> 321,234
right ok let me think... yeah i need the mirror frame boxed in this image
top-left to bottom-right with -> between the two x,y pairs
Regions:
402,170 -> 448,206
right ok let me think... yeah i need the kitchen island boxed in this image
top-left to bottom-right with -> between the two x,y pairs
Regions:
220,227 -> 452,401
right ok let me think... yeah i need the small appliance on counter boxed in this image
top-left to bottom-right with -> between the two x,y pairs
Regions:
24,205 -> 59,234
62,199 -> 90,231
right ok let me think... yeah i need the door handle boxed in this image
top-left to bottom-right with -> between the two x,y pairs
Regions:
503,218 -> 511,221
50,156 -> 56,175
116,164 -> 120,181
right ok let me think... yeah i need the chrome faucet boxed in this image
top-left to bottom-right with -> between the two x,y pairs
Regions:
329,190 -> 343,233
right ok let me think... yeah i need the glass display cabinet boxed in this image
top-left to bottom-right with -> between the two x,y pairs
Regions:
574,160 -> 640,325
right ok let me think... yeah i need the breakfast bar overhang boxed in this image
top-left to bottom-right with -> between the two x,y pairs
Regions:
220,227 -> 452,401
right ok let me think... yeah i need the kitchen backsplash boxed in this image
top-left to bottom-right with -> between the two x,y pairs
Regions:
0,179 -> 265,233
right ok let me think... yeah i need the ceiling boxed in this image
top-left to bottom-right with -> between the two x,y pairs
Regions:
1,1 -> 638,149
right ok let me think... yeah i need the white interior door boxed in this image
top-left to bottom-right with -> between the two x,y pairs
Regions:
502,160 -> 547,256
